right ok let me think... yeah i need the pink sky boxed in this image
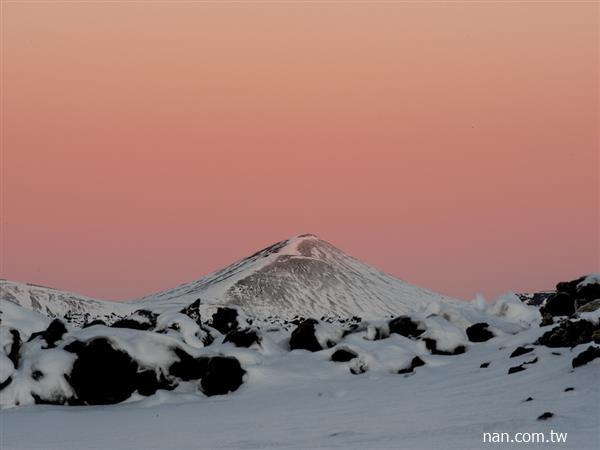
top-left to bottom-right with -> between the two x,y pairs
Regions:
1,2 -> 598,301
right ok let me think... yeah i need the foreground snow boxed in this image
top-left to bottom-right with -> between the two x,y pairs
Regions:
1,324 -> 598,450
1,296 -> 599,449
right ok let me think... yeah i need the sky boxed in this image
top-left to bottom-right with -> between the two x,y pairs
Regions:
1,2 -> 598,302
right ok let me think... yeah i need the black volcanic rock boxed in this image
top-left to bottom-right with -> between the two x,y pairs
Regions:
466,323 -> 494,342
397,356 -> 426,374
200,356 -> 245,396
289,319 -> 322,352
572,346 -> 600,368
331,348 -> 358,362
556,277 -> 586,296
508,365 -> 526,374
510,346 -> 534,358
180,299 -> 203,326
28,319 -> 67,348
210,307 -> 239,335
536,320 -> 598,348
541,292 -> 576,317
67,338 -> 139,405
388,316 -> 424,338
111,310 -> 157,331
577,283 -> 600,305
537,412 -> 554,421
135,369 -> 175,396
223,328 -> 261,348
517,292 -> 552,306
168,348 -> 209,381
83,319 -> 107,328
7,329 -> 21,368
423,338 -> 466,355
111,318 -> 153,331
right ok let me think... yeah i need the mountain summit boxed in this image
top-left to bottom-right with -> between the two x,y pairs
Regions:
132,234 -> 457,318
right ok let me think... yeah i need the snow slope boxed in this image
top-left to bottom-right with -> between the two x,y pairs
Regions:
0,299 -> 598,450
0,279 -> 134,322
132,234 -> 459,319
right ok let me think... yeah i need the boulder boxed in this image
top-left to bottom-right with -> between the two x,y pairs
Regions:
28,319 -> 67,349
330,348 -> 358,362
571,346 -> 600,368
466,323 -> 494,342
508,365 -> 526,374
210,308 -> 239,335
180,299 -> 202,326
397,356 -> 426,374
111,310 -> 157,331
135,369 -> 174,396
537,412 -> 554,421
536,320 -> 598,348
577,282 -> 600,304
540,313 -> 554,327
540,292 -> 575,317
556,276 -> 586,295
223,328 -> 261,348
7,329 -> 21,368
510,346 -> 534,358
200,356 -> 245,396
365,324 -> 389,341
289,319 -> 322,352
423,338 -> 466,355
83,319 -> 107,328
168,348 -> 209,381
388,316 -> 424,338
577,299 -> 600,313
66,338 -> 140,405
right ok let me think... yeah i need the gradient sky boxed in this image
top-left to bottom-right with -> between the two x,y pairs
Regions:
1,2 -> 598,302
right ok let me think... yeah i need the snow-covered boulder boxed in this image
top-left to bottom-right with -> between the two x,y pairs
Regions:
289,319 -> 342,352
465,322 -> 494,342
420,316 -> 467,355
388,316 -> 425,338
210,307 -> 240,335
223,328 -> 261,348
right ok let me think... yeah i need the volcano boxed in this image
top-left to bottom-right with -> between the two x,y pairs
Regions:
1,234 -> 456,320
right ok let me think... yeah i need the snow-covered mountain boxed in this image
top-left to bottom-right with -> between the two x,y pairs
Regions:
132,234 -> 458,318
0,279 -> 134,320
1,234 -> 458,321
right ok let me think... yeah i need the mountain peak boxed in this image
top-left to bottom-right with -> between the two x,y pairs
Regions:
131,233 -> 456,318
